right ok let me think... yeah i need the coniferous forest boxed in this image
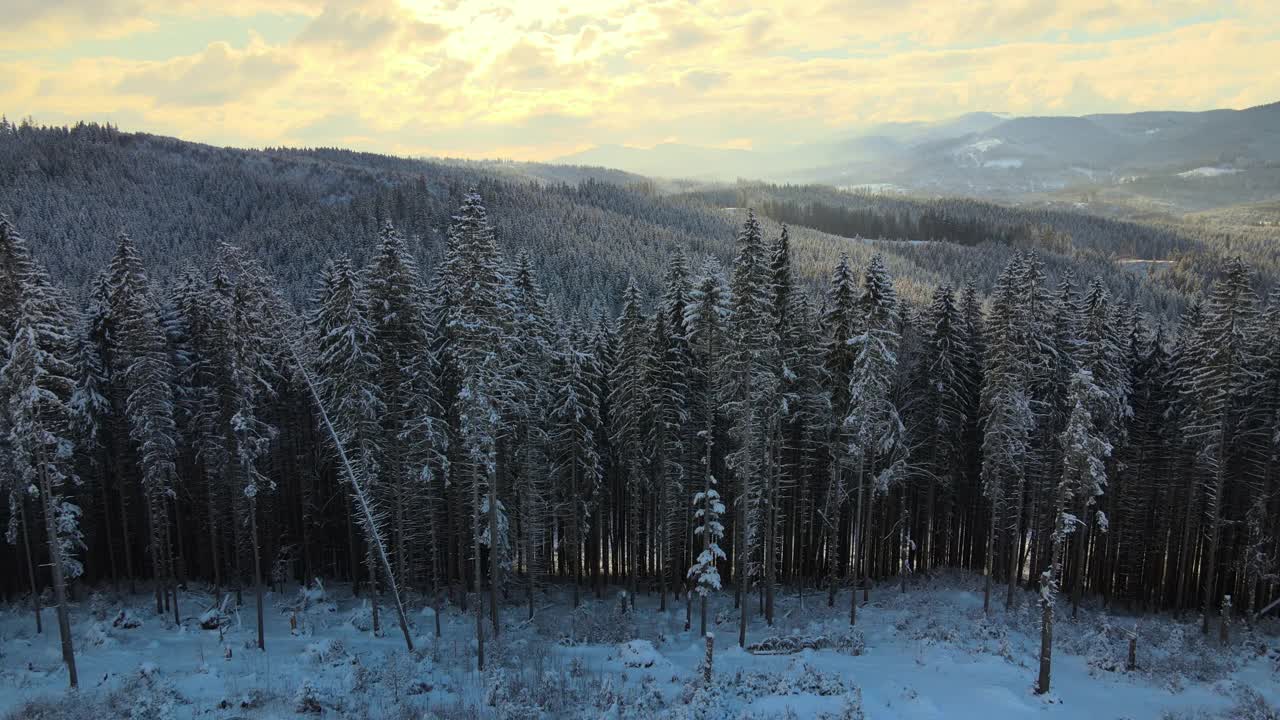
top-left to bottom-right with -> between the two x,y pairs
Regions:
3,162 -> 1279,703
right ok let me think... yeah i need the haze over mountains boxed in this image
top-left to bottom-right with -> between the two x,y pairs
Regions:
559,102 -> 1280,210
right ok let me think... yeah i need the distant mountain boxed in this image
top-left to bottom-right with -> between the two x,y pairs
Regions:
796,102 -> 1280,207
559,103 -> 1280,211
557,143 -> 766,181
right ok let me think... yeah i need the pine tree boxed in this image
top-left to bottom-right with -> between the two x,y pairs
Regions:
1038,370 -> 1111,694
311,256 -> 385,633
0,216 -> 45,631
442,191 -> 513,668
980,255 -> 1035,614
211,244 -> 281,650
3,259 -> 82,688
916,285 -> 968,577
107,233 -> 182,620
724,211 -> 779,647
550,317 -> 600,608
364,222 -> 430,592
651,250 -> 694,612
1185,258 -> 1262,634
507,253 -> 554,618
821,255 -> 859,608
845,255 -> 905,621
686,255 -> 731,636
611,278 -> 652,609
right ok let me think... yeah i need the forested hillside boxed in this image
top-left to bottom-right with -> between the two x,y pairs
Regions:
2,166 -> 1278,701
0,120 -> 1246,321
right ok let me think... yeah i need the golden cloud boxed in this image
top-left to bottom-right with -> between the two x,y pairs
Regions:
0,0 -> 1276,159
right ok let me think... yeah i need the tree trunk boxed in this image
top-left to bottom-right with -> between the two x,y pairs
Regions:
117,460 -> 137,595
488,455 -> 500,638
368,545 -> 381,636
473,464 -> 485,672
571,459 -> 581,609
1202,461 -> 1226,635
984,502 -> 997,615
1036,590 -> 1053,694
18,499 -> 43,634
250,498 -> 265,650
37,462 -> 78,689
738,489 -> 747,648
98,450 -> 120,590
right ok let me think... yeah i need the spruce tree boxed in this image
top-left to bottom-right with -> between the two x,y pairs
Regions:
820,255 -> 859,608
1038,370 -> 1110,694
611,278 -> 652,609
686,255 -> 730,636
845,255 -> 905,621
3,260 -> 82,688
1185,258 -> 1262,634
724,211 -> 778,647
311,256 -> 385,633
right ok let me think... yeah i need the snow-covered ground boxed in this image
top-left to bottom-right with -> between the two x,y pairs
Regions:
1177,167 -> 1241,179
2,572 -> 1277,719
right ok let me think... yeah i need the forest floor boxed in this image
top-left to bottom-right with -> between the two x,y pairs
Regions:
1,571 -> 1278,719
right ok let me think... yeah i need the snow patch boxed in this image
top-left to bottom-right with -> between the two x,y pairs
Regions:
1178,166 -> 1240,178
616,639 -> 664,668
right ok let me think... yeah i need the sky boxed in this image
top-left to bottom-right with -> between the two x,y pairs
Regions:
3,0 -> 1279,161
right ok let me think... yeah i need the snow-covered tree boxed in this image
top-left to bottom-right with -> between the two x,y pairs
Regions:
611,278 -> 653,607
686,255 -> 731,636
106,232 -> 182,620
549,317 -> 600,608
844,255 -> 905,621
1038,370 -> 1111,694
3,258 -> 82,688
1184,258 -> 1262,634
311,255 -> 385,633
441,190 -> 514,668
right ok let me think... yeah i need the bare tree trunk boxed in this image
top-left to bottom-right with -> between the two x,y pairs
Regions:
18,499 -> 42,634
37,462 -> 78,689
1202,461 -> 1227,635
488,456 -> 500,638
98,451 -> 120,590
368,546 -> 381,636
1036,590 -> 1053,694
703,632 -> 714,683
900,491 -> 909,595
738,488 -> 747,648
117,463 -> 137,595
984,503 -> 997,615
1007,479 -> 1024,610
851,460 -> 865,625
571,459 -> 581,609
1071,500 -> 1089,619
250,498 -> 264,650
825,459 -> 843,608
472,463 -> 485,671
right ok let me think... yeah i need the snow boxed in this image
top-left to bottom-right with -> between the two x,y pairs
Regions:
960,138 -> 1004,154
1178,166 -> 1241,178
982,158 -> 1023,169
616,639 -> 668,669
1,573 -> 1277,718
838,184 -> 908,195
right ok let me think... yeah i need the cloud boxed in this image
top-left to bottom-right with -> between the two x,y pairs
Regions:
116,41 -> 297,106
679,70 -> 728,92
3,0 -> 1278,160
0,0 -> 320,49
295,3 -> 400,52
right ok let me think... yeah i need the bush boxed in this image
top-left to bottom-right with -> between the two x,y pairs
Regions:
557,599 -> 636,646
301,638 -> 347,665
